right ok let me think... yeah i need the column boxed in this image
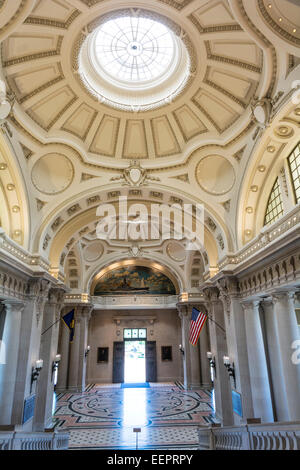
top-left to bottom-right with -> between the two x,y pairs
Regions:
34,288 -> 65,431
218,276 -> 254,423
262,299 -> 288,421
199,321 -> 211,387
190,340 -> 201,389
272,290 -> 300,420
67,308 -> 81,392
67,305 -> 93,392
177,304 -> 192,389
0,300 -> 24,425
11,279 -> 50,429
77,307 -> 92,392
56,312 -> 70,392
204,287 -> 233,426
242,300 -> 274,422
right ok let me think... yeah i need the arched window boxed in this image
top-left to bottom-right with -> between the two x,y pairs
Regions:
288,142 -> 300,204
264,178 -> 284,226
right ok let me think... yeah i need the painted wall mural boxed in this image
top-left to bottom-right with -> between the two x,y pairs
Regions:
93,266 -> 176,295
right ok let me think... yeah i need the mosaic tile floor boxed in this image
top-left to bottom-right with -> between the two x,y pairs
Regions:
54,382 -> 218,450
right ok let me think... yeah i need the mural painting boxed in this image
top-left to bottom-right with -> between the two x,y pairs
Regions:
93,266 -> 176,295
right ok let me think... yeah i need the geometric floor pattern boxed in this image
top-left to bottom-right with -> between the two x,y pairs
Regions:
54,383 -> 218,449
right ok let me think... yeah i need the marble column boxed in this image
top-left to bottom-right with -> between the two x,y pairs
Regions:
177,305 -> 191,389
11,279 -> 50,430
77,307 -> 92,392
242,300 -> 274,422
0,300 -> 24,425
272,290 -> 300,420
190,340 -> 201,389
262,299 -> 288,421
199,321 -> 211,387
67,309 -> 81,392
177,303 -> 202,389
218,276 -> 254,424
56,312 -> 70,392
67,305 -> 93,392
204,287 -> 233,425
34,288 -> 65,431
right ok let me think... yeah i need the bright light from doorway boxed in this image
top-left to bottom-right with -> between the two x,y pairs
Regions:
124,340 -> 146,383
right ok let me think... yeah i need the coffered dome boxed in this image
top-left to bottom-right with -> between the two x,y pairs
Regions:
2,0 -> 266,165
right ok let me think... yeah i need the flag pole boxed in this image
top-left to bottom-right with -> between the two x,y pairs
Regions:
41,316 -> 64,336
206,314 -> 226,334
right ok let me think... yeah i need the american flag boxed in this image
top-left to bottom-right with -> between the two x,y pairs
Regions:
189,307 -> 208,345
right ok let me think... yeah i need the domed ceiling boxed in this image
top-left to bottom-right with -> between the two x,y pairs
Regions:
2,0 -> 264,165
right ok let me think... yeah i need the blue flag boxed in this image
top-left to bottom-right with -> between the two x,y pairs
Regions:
62,309 -> 75,342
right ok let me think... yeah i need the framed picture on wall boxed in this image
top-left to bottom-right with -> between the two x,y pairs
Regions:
161,346 -> 172,362
97,347 -> 109,363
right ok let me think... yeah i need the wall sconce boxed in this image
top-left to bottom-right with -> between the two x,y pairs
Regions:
207,351 -> 216,370
52,354 -> 61,381
85,345 -> 91,358
179,344 -> 184,356
223,355 -> 236,388
31,359 -> 43,392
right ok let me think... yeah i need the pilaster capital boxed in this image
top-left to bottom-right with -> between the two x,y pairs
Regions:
202,286 -> 220,304
48,287 -> 66,306
217,275 -> 239,298
27,278 -> 51,300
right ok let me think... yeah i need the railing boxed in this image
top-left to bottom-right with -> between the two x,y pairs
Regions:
198,422 -> 300,450
0,430 -> 69,450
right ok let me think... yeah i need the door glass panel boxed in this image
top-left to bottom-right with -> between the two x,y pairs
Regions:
139,329 -> 146,338
124,329 -> 131,339
132,329 -> 138,338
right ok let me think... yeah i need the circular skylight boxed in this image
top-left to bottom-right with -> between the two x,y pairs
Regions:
78,12 -> 192,111
94,17 -> 175,83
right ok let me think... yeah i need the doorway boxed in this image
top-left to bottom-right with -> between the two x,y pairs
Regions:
112,328 -> 157,383
124,340 -> 145,383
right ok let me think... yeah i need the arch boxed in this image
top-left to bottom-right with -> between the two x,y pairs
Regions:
236,92 -> 300,248
34,185 -> 232,276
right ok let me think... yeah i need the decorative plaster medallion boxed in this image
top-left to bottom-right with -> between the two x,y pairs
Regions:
275,125 -> 294,138
167,241 -> 186,262
31,154 -> 74,195
196,155 -> 235,195
83,240 -> 104,262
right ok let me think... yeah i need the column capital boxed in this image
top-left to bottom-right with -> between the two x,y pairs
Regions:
176,302 -> 207,320
271,289 -> 296,304
241,299 -> 261,312
3,299 -> 25,314
75,304 -> 93,320
261,297 -> 274,308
